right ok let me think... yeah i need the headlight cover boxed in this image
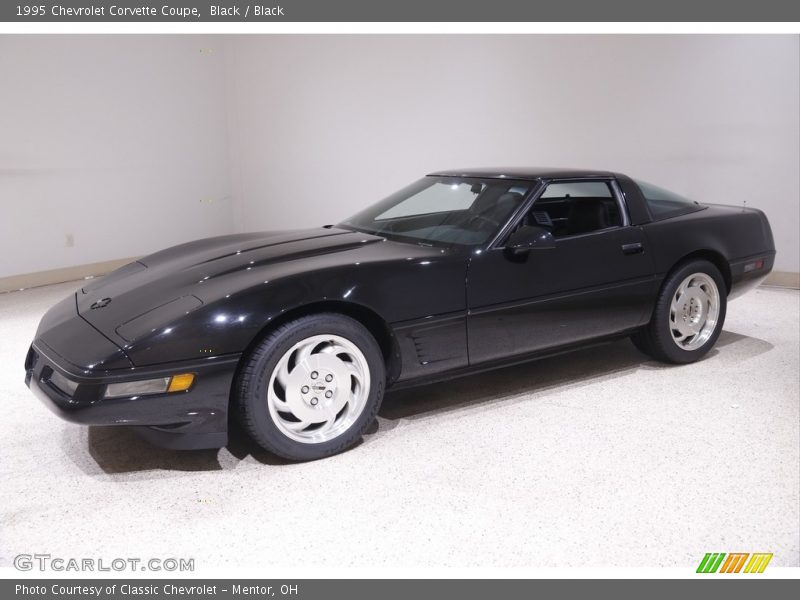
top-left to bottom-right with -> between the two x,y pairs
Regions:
104,373 -> 194,398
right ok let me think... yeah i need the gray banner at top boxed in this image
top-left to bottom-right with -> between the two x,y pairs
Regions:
2,0 -> 800,22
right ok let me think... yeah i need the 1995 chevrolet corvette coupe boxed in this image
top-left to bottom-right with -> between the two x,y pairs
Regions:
25,168 -> 775,460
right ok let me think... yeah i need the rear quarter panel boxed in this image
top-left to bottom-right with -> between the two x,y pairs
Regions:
642,204 -> 775,292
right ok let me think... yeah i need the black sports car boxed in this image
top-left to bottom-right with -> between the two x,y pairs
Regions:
25,168 -> 775,460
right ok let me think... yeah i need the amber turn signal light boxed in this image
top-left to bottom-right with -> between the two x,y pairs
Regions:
167,373 -> 195,393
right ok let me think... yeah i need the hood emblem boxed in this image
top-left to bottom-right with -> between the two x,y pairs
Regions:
90,297 -> 112,310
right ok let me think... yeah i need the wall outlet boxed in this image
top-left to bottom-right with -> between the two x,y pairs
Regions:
65,233 -> 74,247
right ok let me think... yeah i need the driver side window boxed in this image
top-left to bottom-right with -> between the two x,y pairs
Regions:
525,181 -> 623,238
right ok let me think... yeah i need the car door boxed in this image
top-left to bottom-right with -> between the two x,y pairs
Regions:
466,178 -> 657,365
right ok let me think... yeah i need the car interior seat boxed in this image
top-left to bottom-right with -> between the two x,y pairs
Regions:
565,198 -> 608,235
470,191 -> 524,224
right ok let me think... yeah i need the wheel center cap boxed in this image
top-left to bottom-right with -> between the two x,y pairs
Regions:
679,290 -> 706,330
282,353 -> 350,420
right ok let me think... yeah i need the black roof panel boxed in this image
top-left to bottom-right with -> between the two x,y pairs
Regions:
427,167 -> 617,181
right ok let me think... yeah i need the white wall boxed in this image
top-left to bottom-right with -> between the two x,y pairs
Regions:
0,35 -> 232,278
225,35 -> 800,272
2,35 -> 798,279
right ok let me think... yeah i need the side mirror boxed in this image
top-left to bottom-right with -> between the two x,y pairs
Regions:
505,226 -> 556,255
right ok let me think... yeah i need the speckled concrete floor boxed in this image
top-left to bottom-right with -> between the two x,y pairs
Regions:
0,281 -> 797,570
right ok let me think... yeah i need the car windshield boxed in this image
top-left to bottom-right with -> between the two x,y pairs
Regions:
338,176 -> 532,246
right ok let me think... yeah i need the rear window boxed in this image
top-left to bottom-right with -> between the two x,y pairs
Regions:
635,179 -> 703,220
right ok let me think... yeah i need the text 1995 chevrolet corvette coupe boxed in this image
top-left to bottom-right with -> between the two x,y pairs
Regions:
25,168 -> 775,460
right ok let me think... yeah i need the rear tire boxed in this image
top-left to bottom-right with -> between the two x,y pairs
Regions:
632,259 -> 727,364
235,313 -> 385,461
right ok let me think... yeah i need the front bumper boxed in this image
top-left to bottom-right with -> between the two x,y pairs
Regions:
25,342 -> 239,449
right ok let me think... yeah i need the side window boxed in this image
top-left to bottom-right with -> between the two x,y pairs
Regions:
527,180 -> 623,237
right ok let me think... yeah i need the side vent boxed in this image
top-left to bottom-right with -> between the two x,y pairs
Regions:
412,334 -> 430,365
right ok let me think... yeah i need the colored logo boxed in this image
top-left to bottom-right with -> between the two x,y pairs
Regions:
696,552 -> 773,573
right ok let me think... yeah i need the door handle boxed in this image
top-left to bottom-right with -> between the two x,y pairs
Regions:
621,242 -> 644,255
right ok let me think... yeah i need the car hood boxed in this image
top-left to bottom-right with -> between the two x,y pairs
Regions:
77,227 -> 385,341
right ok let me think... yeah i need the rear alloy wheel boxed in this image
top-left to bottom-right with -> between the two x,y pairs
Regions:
667,272 -> 721,351
632,259 -> 727,364
236,314 -> 385,460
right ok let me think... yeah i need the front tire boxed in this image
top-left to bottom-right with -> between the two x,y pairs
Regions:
235,313 -> 385,461
632,259 -> 727,364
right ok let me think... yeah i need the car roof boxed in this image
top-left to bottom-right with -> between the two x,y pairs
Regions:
427,167 -> 617,181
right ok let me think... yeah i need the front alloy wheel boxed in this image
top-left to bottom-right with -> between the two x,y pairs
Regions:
267,334 -> 371,444
236,313 -> 385,461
